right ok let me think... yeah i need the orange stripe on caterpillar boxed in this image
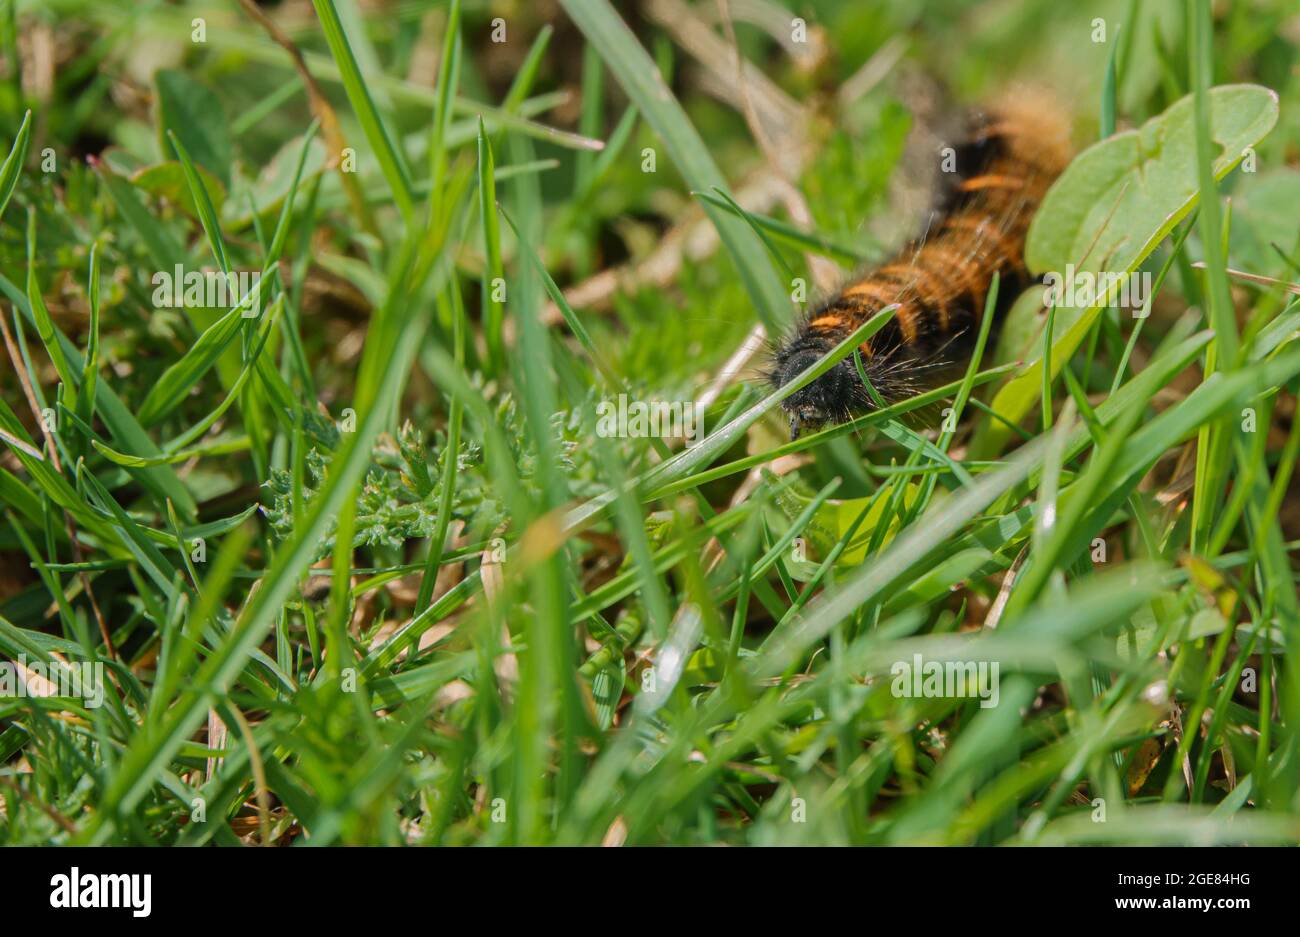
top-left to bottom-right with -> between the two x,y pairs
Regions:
956,173 -> 1025,192
892,302 -> 919,343
839,281 -> 915,339
841,279 -> 902,308
877,263 -> 952,330
839,282 -> 918,342
808,314 -> 848,330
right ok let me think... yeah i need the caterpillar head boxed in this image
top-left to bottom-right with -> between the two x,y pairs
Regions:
769,347 -> 867,441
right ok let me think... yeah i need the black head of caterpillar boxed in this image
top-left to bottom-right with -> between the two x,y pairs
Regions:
767,332 -> 866,441
767,310 -> 953,440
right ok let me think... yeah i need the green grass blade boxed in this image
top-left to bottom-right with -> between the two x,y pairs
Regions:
559,0 -> 791,332
311,0 -> 415,224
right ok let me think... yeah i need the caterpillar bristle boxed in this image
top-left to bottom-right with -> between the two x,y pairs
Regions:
770,89 -> 1072,441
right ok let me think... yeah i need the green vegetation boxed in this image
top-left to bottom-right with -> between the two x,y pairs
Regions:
1,0 -> 1299,845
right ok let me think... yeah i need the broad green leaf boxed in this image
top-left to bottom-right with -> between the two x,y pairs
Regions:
777,480 -> 922,566
1028,85 -> 1278,275
155,69 -> 233,187
991,287 -> 1054,369
984,85 -> 1280,450
132,160 -> 227,219
1228,168 -> 1300,280
1119,606 -> 1233,659
826,484 -> 922,565
224,133 -> 328,231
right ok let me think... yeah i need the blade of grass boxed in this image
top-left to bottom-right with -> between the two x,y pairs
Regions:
0,108 -> 30,222
311,0 -> 415,224
477,118 -> 505,372
559,0 -> 790,332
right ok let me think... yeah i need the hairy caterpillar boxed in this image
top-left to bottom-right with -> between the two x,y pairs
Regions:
770,91 -> 1073,440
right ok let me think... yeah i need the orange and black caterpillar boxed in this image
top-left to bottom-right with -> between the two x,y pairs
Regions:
770,92 -> 1073,439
